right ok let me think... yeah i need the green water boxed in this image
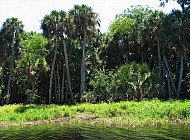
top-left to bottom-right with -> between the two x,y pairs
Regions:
0,124 -> 190,140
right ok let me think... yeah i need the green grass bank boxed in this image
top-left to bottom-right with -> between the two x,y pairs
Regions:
1,99 -> 190,127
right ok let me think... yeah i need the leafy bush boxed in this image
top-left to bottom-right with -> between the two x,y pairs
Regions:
84,62 -> 162,102
116,62 -> 151,101
83,69 -> 116,103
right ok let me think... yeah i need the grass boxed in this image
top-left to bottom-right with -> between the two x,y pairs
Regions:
1,99 -> 190,127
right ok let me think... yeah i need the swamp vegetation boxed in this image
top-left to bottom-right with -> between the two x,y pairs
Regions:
1,4 -> 190,139
0,0 -> 190,117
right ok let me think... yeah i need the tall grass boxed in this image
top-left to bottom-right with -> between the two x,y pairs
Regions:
0,99 -> 190,126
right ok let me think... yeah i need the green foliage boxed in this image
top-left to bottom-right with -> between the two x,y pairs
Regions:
116,62 -> 151,100
18,33 -> 48,72
68,4 -> 100,39
84,69 -> 116,102
109,14 -> 136,38
84,63 -> 161,102
19,32 -> 48,67
15,32 -> 48,103
41,10 -> 67,39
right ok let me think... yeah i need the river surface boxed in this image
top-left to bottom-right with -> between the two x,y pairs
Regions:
0,123 -> 190,140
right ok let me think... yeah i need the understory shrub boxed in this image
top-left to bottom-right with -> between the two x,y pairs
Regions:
83,62 -> 162,102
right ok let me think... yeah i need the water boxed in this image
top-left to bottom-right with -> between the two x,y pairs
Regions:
0,124 -> 190,140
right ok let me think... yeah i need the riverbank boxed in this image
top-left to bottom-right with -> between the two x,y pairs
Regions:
1,99 -> 190,127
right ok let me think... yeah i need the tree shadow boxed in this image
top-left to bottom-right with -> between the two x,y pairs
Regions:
15,105 -> 44,113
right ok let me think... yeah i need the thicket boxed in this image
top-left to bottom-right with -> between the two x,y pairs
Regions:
83,62 -> 163,103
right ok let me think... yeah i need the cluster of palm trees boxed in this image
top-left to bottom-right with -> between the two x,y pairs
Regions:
0,1 -> 190,105
0,5 -> 100,105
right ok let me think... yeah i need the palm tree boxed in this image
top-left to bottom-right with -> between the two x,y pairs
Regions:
59,12 -> 75,104
1,18 -> 23,104
68,4 -> 99,99
41,11 -> 61,104
41,10 -> 75,104
0,32 -> 6,98
161,10 -> 190,99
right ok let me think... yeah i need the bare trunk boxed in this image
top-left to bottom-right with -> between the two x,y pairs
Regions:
177,52 -> 184,99
63,39 -> 75,104
65,80 -> 68,104
61,63 -> 65,104
49,43 -> 58,104
6,30 -> 16,104
56,63 -> 61,103
163,55 -> 177,95
80,28 -> 87,100
54,71 -> 58,103
166,70 -> 171,99
157,39 -> 161,75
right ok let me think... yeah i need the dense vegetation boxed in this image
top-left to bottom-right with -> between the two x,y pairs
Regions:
1,100 -> 190,126
0,0 -> 190,105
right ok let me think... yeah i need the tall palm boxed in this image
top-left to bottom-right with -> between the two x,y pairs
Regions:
68,4 -> 99,99
142,10 -> 165,74
41,10 -> 74,104
0,32 -> 6,93
161,10 -> 190,98
41,11 -> 62,104
1,18 -> 23,104
59,12 -> 75,104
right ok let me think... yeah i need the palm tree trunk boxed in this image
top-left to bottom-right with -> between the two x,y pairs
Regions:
63,39 -> 75,104
177,52 -> 184,99
6,30 -> 16,104
65,80 -> 68,104
80,28 -> 87,100
54,71 -> 58,103
166,70 -> 171,99
49,43 -> 58,104
157,39 -> 161,75
163,55 -> 177,95
56,63 -> 61,103
61,63 -> 65,104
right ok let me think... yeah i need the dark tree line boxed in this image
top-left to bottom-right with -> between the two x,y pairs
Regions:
0,2 -> 190,105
